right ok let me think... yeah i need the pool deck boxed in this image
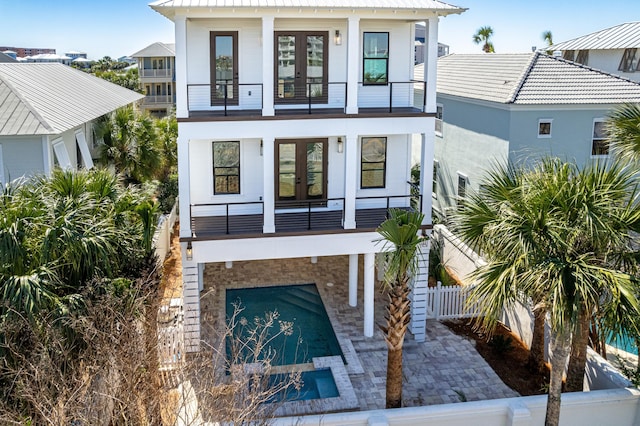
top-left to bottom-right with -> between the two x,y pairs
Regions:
200,255 -> 518,414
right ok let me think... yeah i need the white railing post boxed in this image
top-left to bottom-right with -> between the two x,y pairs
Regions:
435,281 -> 442,320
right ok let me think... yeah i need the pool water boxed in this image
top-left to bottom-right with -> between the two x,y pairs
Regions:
608,334 -> 638,356
268,368 -> 339,402
226,284 -> 344,366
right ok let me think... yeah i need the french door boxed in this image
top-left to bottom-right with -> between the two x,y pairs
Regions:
276,139 -> 327,205
275,32 -> 328,103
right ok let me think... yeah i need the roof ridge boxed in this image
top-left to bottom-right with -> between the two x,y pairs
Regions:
546,54 -> 640,85
507,52 -> 538,104
0,68 -> 54,133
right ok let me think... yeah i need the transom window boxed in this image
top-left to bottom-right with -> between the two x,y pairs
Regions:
363,32 -> 389,85
538,119 -> 552,138
619,48 -> 639,72
591,120 -> 609,156
213,141 -> 240,194
361,137 -> 387,188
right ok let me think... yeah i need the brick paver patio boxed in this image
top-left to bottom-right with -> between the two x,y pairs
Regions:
200,255 -> 518,411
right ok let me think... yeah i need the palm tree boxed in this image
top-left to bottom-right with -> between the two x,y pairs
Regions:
473,26 -> 495,53
542,30 -> 554,54
376,209 -> 425,408
606,103 -> 640,163
456,158 -> 640,426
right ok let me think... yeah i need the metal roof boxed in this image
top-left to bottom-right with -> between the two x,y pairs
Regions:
550,22 -> 640,51
435,52 -> 640,105
0,52 -> 16,63
131,42 -> 176,58
150,0 -> 465,14
0,63 -> 144,136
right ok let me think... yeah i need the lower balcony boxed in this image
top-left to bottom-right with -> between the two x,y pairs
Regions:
189,194 -> 420,240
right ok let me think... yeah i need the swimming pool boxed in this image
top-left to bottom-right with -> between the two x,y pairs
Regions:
608,334 -> 638,356
226,284 -> 344,366
268,368 -> 339,402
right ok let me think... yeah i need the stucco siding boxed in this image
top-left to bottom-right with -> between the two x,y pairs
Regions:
0,136 -> 45,182
508,108 -> 611,168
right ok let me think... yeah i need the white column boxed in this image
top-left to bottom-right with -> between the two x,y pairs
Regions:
262,16 -> 275,116
344,133 -> 358,229
420,132 -> 434,225
178,135 -> 192,238
409,240 -> 430,342
424,17 -> 439,113
349,253 -> 359,307
263,136 -> 275,233
174,15 -> 189,118
364,252 -> 375,337
346,17 -> 360,114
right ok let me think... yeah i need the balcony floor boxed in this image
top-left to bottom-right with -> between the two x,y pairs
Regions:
191,207 -> 397,239
182,107 -> 430,122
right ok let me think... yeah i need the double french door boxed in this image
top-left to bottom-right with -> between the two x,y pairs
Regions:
276,139 -> 327,204
275,31 -> 328,103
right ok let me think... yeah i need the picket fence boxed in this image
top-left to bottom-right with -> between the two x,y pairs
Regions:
425,282 -> 479,320
157,297 -> 185,372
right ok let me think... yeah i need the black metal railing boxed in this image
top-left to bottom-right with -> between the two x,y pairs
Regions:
358,80 -> 427,113
274,81 -> 347,114
190,201 -> 264,236
275,198 -> 345,231
186,82 -> 263,115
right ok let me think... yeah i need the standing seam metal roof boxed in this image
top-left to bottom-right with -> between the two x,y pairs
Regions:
436,52 -> 640,105
549,22 -> 640,51
0,63 -> 144,136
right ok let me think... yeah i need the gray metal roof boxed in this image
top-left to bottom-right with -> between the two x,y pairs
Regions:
0,52 -> 16,63
0,63 -> 144,136
131,42 -> 176,58
550,22 -> 640,51
150,0 -> 465,14
436,52 -> 640,105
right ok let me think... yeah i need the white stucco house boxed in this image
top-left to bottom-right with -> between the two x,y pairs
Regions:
549,21 -> 640,82
429,52 -> 640,216
149,0 -> 466,351
0,63 -> 143,184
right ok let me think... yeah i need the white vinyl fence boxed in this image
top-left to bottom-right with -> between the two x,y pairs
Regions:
153,202 -> 178,263
157,297 -> 184,371
426,281 -> 478,319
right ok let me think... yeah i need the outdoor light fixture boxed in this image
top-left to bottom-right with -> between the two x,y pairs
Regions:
334,30 -> 342,45
260,140 -> 263,156
186,242 -> 193,260
337,137 -> 344,153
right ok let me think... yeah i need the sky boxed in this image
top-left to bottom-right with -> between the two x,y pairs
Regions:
1,0 -> 639,59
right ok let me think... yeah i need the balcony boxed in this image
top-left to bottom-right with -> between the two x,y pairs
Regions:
189,194 -> 420,240
140,68 -> 174,78
142,95 -> 174,105
184,80 -> 428,120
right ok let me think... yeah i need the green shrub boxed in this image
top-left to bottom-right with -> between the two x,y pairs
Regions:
157,173 -> 178,214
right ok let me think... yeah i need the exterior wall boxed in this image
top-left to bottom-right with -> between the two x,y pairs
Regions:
433,96 -> 510,212
508,106 -> 612,168
584,49 -> 640,82
0,135 -> 45,182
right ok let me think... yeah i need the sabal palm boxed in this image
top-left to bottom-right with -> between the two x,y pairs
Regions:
456,158 -> 640,426
377,209 -> 425,408
607,103 -> 640,163
542,30 -> 554,54
473,26 -> 495,53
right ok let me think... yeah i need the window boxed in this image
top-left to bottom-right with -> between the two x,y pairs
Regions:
361,137 -> 387,188
457,173 -> 467,208
435,104 -> 443,137
213,141 -> 240,194
591,119 -> 609,156
363,32 -> 389,85
52,139 -> 72,170
619,48 -> 639,72
432,160 -> 439,197
562,50 -> 575,61
74,130 -> 94,169
210,31 -> 238,105
538,119 -> 552,138
575,50 -> 589,65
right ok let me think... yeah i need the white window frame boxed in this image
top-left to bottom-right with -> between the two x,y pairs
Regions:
75,130 -> 94,169
538,119 -> 552,138
432,159 -> 439,199
0,144 -> 4,185
435,103 -> 443,137
591,118 -> 609,157
52,139 -> 72,170
457,172 -> 468,208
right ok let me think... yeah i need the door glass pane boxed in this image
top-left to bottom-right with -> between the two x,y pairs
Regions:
215,35 -> 234,99
278,36 -> 296,99
307,35 -> 324,98
306,142 -> 323,197
279,143 -> 296,198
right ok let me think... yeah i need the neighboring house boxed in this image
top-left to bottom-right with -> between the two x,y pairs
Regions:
549,22 -> 640,82
131,42 -> 176,117
0,52 -> 17,63
150,0 -> 465,351
430,52 -> 640,216
0,63 -> 143,184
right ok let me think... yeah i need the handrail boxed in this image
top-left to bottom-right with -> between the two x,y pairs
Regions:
186,82 -> 263,115
191,201 -> 264,235
358,80 -> 427,113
